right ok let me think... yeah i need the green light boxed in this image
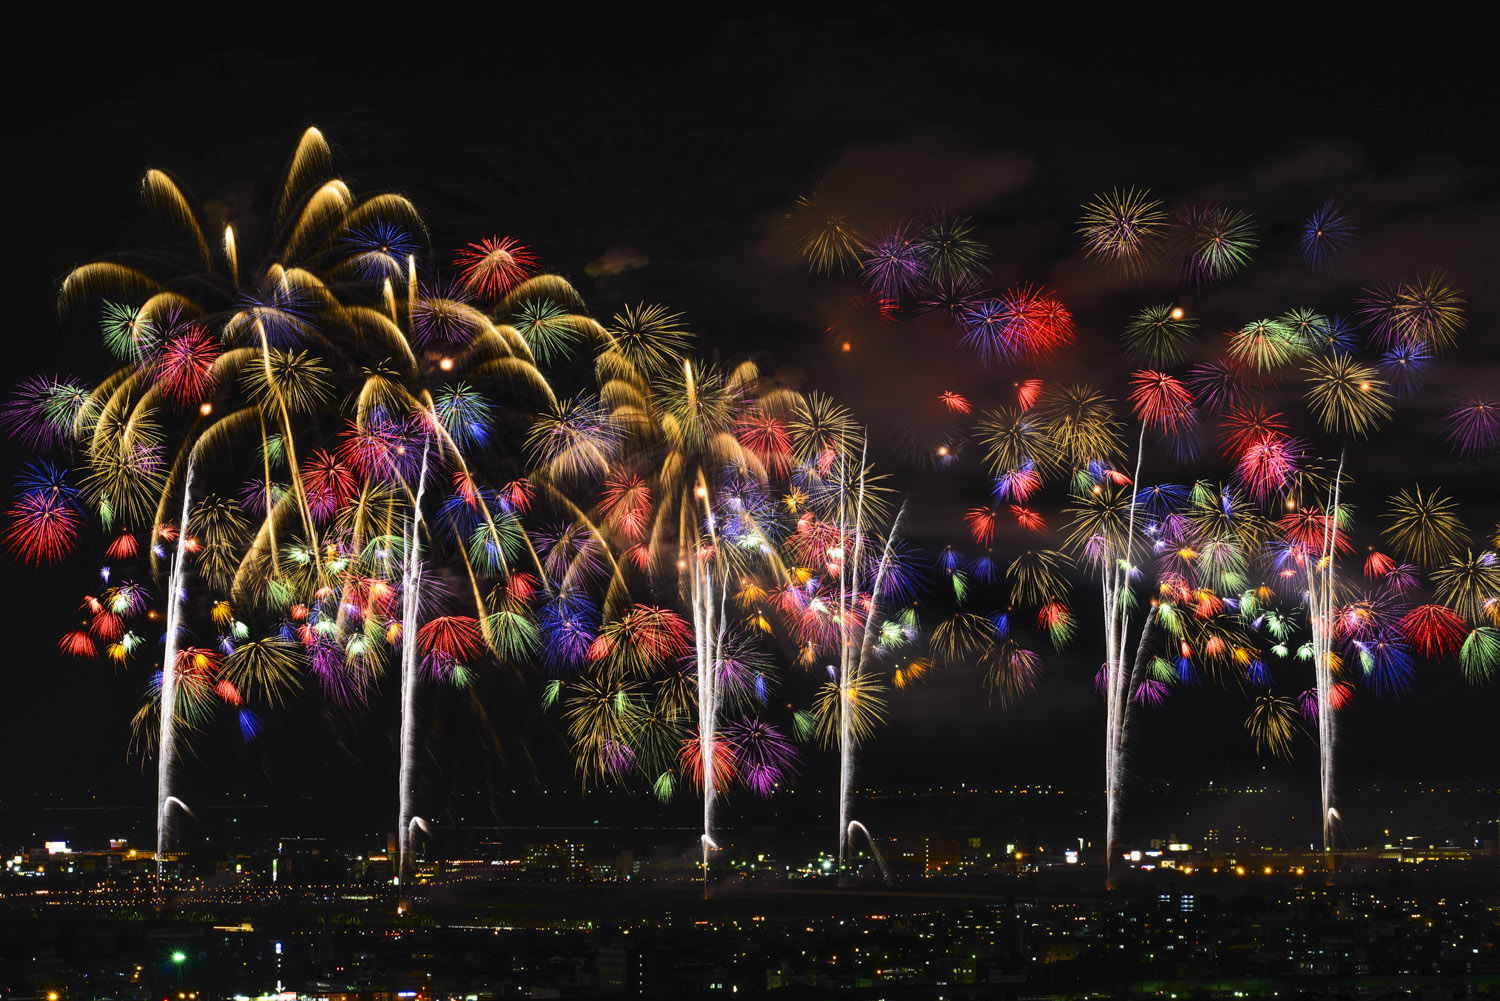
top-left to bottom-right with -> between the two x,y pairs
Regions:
172,951 -> 186,963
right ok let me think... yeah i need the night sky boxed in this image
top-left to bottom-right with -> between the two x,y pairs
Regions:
4,13 -> 1498,845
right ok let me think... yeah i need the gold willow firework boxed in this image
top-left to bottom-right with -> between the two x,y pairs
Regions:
10,129 -> 603,886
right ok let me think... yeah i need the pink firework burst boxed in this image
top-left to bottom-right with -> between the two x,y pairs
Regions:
1235,435 -> 1306,501
1220,405 -> 1290,461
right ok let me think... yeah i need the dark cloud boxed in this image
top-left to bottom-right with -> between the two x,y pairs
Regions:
586,243 -> 651,278
758,134 -> 1033,269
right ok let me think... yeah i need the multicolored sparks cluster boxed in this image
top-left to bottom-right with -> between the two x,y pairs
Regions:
7,131 -> 1497,886
793,177 -> 1491,865
4,131 -> 926,880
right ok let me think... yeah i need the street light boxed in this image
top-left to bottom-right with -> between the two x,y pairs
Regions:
172,951 -> 186,991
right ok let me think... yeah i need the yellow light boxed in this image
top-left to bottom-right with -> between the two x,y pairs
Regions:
936,445 -> 949,457
841,341 -> 852,352
439,357 -> 454,371
198,402 -> 213,416
1170,307 -> 1185,320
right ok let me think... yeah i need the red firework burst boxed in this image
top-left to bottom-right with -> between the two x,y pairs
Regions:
454,236 -> 537,300
154,323 -> 220,405
418,616 -> 486,661
4,491 -> 81,563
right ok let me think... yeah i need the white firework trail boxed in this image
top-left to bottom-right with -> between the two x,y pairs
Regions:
688,468 -> 730,898
397,444 -> 432,893
155,459 -> 194,873
1309,452 -> 1346,858
834,440 -> 905,885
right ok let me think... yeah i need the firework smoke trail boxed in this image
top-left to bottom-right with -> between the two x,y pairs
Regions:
155,459 -> 194,873
397,443 -> 432,892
